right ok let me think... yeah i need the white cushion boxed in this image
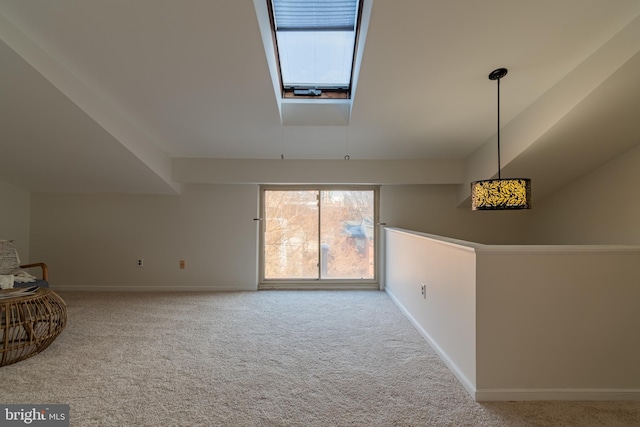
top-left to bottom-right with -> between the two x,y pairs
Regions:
0,274 -> 14,289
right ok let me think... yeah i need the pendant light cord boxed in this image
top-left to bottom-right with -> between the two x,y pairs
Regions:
488,68 -> 507,180
497,75 -> 501,180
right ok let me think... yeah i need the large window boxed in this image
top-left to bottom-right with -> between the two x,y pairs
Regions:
268,0 -> 362,98
260,186 -> 378,286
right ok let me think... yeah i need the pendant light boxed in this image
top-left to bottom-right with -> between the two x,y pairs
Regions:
471,68 -> 531,210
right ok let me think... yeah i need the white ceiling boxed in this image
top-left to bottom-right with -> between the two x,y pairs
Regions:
1,0 -> 640,194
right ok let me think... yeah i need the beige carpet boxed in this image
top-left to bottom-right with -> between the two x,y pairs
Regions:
1,290 -> 639,426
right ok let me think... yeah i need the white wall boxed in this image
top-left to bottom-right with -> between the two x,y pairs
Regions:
526,144 -> 640,244
29,183 -> 536,290
380,184 -> 531,244
476,248 -> 640,398
384,228 -> 478,396
29,184 -> 259,291
173,158 -> 465,185
0,179 -> 31,258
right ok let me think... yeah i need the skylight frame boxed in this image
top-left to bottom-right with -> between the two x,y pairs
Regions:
267,0 -> 364,100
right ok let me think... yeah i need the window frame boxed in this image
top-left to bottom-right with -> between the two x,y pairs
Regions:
258,184 -> 380,290
266,0 -> 365,100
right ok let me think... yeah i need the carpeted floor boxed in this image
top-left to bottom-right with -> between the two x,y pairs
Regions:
1,290 -> 639,426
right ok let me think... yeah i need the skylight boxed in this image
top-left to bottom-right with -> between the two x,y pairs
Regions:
269,0 -> 361,98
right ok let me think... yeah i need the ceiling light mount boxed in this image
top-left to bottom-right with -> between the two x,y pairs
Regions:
471,68 -> 532,210
488,68 -> 508,81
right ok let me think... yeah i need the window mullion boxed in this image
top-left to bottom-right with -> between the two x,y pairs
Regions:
316,190 -> 321,280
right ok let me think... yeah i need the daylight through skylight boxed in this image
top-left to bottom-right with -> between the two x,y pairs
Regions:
270,0 -> 360,95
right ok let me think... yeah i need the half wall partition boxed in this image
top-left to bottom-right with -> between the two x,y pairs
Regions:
385,227 -> 640,401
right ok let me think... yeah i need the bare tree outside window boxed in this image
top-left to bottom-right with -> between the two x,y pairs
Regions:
320,190 -> 374,279
264,190 -> 319,279
263,189 -> 375,281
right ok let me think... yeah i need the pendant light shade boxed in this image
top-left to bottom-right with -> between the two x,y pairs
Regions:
471,178 -> 531,210
471,68 -> 531,210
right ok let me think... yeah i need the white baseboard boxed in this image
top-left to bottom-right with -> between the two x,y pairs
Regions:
385,288 -> 477,400
51,284 -> 257,292
475,389 -> 640,401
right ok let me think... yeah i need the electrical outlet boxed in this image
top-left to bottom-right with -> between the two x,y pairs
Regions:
179,260 -> 186,269
136,259 -> 143,268
420,283 -> 426,299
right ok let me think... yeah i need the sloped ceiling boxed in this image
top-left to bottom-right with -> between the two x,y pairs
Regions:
1,0 -> 640,196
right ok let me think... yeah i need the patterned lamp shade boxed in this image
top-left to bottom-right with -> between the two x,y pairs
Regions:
471,178 -> 531,210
